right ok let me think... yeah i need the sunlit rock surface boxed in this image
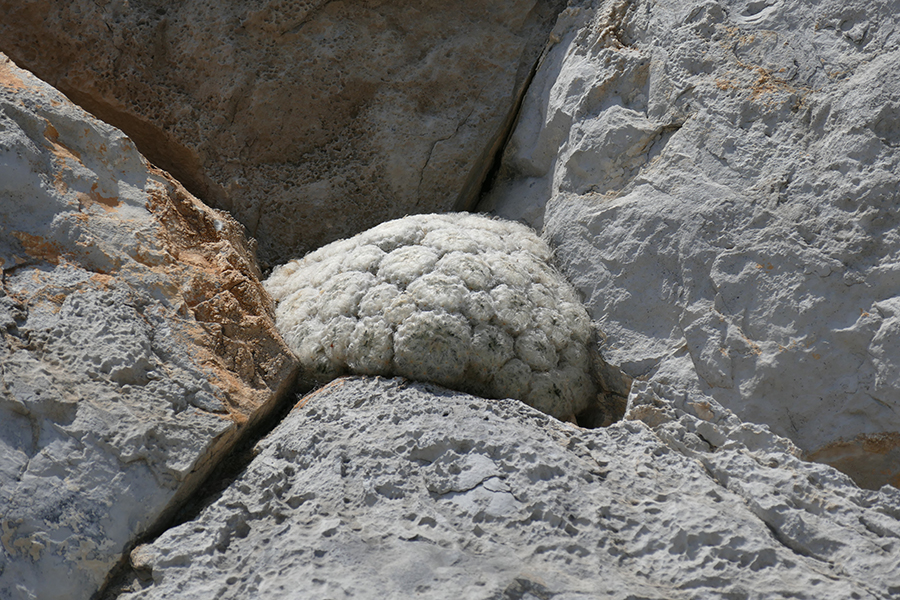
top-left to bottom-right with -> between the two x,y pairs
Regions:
115,377 -> 900,599
0,54 -> 297,600
481,0 -> 900,488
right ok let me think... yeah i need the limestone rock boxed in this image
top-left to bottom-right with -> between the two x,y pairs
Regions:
113,377 -> 900,599
0,0 -> 565,267
0,54 -> 297,600
265,213 -> 610,422
481,0 -> 900,487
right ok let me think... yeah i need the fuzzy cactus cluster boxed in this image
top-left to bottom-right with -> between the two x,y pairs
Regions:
264,213 -> 596,420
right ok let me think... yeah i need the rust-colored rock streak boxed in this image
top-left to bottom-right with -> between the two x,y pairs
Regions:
0,54 -> 298,600
145,166 -> 297,420
807,433 -> 900,490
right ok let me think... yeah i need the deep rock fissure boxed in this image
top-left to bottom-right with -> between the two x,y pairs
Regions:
94,369 -> 621,598
93,342 -> 626,597
475,36 -> 551,207
94,376 -> 311,600
761,520 -> 822,564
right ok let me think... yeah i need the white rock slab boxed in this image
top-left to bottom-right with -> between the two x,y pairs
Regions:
0,55 -> 297,600
115,377 -> 900,599
480,0 -> 900,487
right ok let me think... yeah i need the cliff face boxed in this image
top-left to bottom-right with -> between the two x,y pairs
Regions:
0,0 -> 565,267
2,0 -> 900,598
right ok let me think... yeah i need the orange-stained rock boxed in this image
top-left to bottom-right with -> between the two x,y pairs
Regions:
0,0 -> 565,266
0,54 -> 297,600
807,433 -> 900,491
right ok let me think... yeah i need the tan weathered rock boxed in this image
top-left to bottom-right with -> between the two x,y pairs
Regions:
0,54 -> 297,600
0,0 -> 564,266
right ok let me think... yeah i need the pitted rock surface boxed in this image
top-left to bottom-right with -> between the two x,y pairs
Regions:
265,213 -> 599,421
115,377 -> 900,599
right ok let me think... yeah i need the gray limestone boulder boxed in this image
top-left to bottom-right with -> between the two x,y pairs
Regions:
481,0 -> 900,488
0,0 -> 566,267
0,55 -> 297,600
114,377 -> 900,599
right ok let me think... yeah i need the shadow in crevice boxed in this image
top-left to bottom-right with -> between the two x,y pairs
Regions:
578,332 -> 632,429
94,374 -> 311,600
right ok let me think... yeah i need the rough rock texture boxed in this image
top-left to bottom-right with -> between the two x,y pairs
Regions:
0,0 -> 565,267
5,0 -> 900,596
265,213 -> 619,422
0,54 -> 297,600
112,377 -> 900,599
480,0 -> 900,488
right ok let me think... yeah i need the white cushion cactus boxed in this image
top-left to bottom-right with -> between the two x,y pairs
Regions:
264,213 -> 596,420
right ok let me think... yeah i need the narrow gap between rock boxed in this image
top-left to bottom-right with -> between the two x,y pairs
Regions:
94,378 -> 313,600
474,37 -> 549,209
94,356 -> 625,598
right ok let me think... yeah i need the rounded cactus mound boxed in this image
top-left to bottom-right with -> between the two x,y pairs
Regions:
264,213 -> 596,420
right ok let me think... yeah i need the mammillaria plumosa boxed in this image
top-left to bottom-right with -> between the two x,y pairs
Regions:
264,213 -> 597,420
